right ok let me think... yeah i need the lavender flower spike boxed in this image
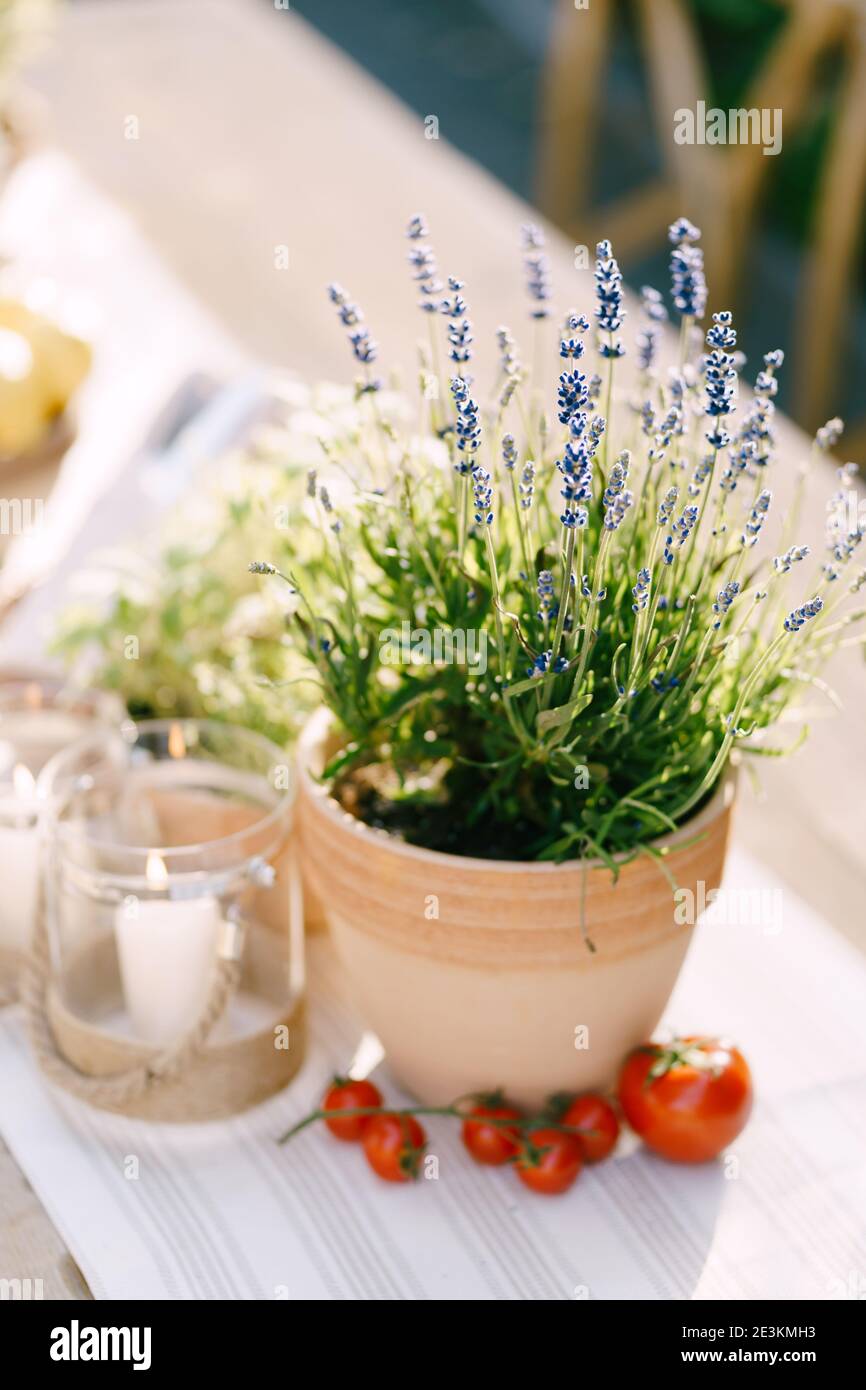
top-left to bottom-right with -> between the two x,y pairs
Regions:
594,239 -> 625,358
704,313 -> 739,448
712,580 -> 739,628
327,282 -> 360,327
521,223 -> 551,319
669,217 -> 707,320
327,283 -> 382,389
657,485 -> 679,527
496,326 -> 522,378
784,596 -> 824,633
632,567 -> 651,613
406,213 -> 428,240
405,214 -> 443,313
663,503 -> 698,564
450,376 -> 481,471
742,489 -> 771,547
603,455 -> 633,531
773,545 -> 809,574
537,569 -> 555,620
441,276 -> 474,365
519,460 -> 536,510
471,465 -> 494,527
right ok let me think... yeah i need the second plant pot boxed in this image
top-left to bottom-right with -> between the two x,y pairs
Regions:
298,710 -> 735,1108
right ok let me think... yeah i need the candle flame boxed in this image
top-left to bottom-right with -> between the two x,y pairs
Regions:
24,682 -> 43,710
12,763 -> 36,798
168,722 -> 186,759
145,851 -> 168,890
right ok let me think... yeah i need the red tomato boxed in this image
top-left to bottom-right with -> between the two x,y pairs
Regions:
618,1037 -> 753,1163
561,1093 -> 620,1163
322,1077 -> 383,1141
363,1113 -> 427,1182
515,1127 -> 583,1195
461,1101 -> 522,1166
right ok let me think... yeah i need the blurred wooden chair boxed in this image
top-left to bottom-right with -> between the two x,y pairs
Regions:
537,0 -> 865,438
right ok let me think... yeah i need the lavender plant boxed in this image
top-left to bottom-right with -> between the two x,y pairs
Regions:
249,217 -> 864,865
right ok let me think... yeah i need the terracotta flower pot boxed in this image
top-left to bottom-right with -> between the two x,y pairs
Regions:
298,710 -> 736,1108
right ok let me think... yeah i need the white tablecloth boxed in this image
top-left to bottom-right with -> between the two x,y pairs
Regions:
2,847 -> 864,1300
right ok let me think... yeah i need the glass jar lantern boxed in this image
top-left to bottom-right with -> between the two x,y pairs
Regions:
35,718 -> 305,1120
0,673 -> 121,997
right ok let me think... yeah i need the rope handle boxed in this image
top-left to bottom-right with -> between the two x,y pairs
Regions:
21,882 -> 243,1107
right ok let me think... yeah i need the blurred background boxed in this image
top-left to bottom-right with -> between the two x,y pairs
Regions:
294,0 -> 865,444
0,0 -> 861,441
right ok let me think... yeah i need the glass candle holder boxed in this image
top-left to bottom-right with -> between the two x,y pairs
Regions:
39,719 -> 303,1091
0,673 -> 121,974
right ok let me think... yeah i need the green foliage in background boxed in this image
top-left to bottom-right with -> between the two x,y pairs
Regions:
53,400 -> 336,749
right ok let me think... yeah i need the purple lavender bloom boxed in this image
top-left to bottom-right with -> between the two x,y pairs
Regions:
738,395 -> 775,469
632,567 -> 651,613
405,214 -> 443,312
657,485 -> 679,526
406,213 -> 429,240
663,503 -> 698,562
712,580 -> 739,629
688,452 -> 714,497
784,596 -> 823,633
706,310 -> 737,350
742,489 -> 772,546
560,312 -> 589,360
594,239 -> 625,358
668,218 -> 707,320
349,327 -> 378,365
557,368 -> 589,425
774,545 -> 809,574
327,282 -> 363,326
521,223 -> 551,319
641,285 -> 668,323
537,569 -> 555,622
450,376 -> 480,469
471,464 -> 493,526
519,459 -> 535,510
496,326 -> 521,378
719,439 -> 756,493
602,452 -> 633,530
557,410 -> 600,529
327,283 -> 381,387
637,329 -> 659,372
527,649 -> 568,678
447,318 -> 473,364
704,346 -> 738,448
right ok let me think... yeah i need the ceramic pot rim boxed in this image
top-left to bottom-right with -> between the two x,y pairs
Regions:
298,707 -> 737,877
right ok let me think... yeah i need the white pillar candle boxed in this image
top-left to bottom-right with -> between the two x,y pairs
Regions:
114,851 -> 224,1045
0,764 -> 40,953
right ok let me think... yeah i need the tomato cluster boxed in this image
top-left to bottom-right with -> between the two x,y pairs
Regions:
317,1079 -> 619,1194
299,1036 -> 753,1196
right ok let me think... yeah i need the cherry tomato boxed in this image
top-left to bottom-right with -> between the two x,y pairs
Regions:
561,1093 -> 620,1163
618,1037 -> 753,1163
461,1100 -> 522,1166
515,1127 -> 583,1195
322,1077 -> 383,1141
363,1113 -> 427,1182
